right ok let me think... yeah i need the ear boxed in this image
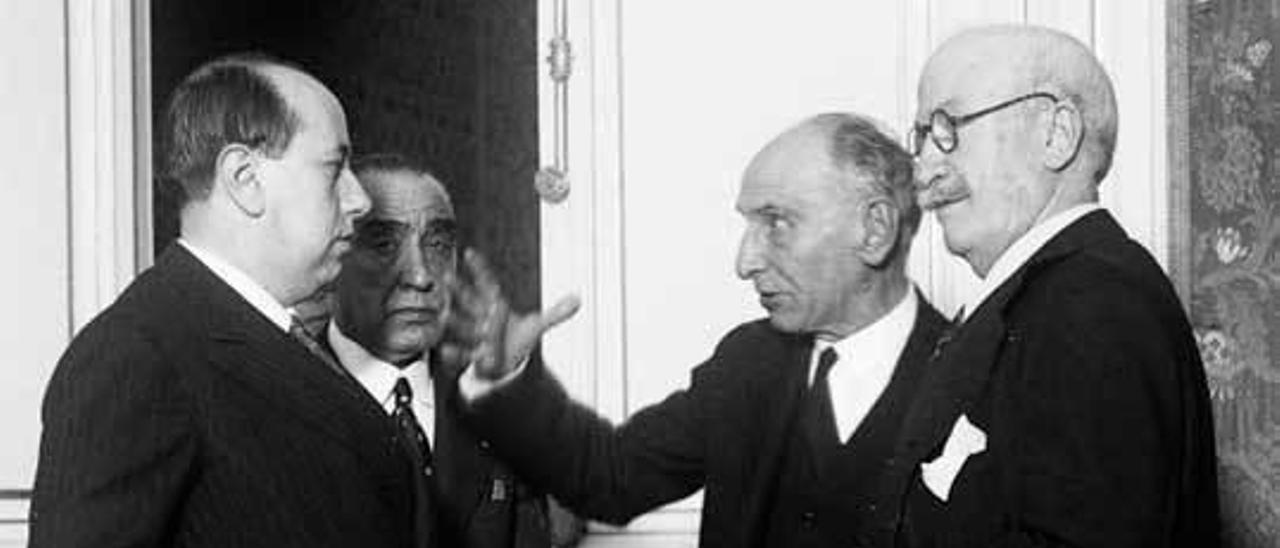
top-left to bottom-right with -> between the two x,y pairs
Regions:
1043,99 -> 1084,172
855,197 -> 899,268
216,144 -> 266,218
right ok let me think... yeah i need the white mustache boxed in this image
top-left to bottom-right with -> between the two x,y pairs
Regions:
914,163 -> 967,211
917,182 -> 970,211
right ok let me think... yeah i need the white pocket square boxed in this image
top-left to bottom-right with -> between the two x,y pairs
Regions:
920,414 -> 987,502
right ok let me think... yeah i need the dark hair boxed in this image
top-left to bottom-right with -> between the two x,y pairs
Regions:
819,113 -> 921,247
161,52 -> 302,203
351,152 -> 443,184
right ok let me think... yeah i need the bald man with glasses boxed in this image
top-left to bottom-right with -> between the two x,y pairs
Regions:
895,25 -> 1219,547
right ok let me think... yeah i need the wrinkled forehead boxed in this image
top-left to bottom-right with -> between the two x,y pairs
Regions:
363,170 -> 455,225
737,130 -> 852,213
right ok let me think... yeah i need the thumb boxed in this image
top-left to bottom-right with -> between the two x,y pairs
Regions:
536,294 -> 581,335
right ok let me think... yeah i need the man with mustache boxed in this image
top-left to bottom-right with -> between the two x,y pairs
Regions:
445,113 -> 948,547
897,24 -> 1219,546
319,153 -> 558,547
28,55 -> 430,547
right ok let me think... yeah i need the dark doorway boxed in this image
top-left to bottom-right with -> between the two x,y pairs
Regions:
150,0 -> 541,310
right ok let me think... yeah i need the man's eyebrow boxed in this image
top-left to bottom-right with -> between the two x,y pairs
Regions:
751,204 -> 788,216
356,218 -> 409,234
424,218 -> 458,235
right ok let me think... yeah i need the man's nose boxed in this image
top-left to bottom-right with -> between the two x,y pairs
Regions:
340,167 -> 372,217
397,244 -> 436,292
734,227 -> 765,280
913,153 -> 945,194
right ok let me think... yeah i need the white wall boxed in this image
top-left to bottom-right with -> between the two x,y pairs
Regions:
0,0 -> 69,537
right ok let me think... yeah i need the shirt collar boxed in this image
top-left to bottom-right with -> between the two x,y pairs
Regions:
179,238 -> 294,332
327,320 -> 432,408
962,203 -> 1101,320
811,288 -> 918,384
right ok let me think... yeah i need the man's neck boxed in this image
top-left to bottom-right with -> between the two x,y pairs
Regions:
332,318 -> 422,370
181,220 -> 295,307
970,181 -> 1097,278
818,274 -> 910,342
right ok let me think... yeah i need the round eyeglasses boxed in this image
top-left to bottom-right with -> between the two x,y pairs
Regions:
908,92 -> 1059,156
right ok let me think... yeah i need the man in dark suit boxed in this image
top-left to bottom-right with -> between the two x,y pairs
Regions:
29,55 -> 428,547
899,25 -> 1219,546
316,153 -> 560,547
441,113 -> 948,547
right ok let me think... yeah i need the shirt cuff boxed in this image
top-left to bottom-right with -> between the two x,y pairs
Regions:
458,355 -> 530,402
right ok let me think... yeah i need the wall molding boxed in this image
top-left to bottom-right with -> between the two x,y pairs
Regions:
538,0 -> 628,418
66,0 -> 144,333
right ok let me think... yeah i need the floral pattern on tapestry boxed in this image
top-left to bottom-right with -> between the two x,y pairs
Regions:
1187,0 -> 1280,545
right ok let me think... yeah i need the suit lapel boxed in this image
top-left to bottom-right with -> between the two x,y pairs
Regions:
900,210 -> 1126,463
900,302 -> 1008,464
430,355 -> 487,536
161,246 -> 400,460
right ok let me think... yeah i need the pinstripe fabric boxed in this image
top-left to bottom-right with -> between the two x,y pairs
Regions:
29,245 -> 419,548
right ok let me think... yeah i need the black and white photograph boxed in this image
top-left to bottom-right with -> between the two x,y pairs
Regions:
0,0 -> 1275,546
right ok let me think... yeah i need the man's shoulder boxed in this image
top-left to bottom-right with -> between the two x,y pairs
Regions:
1016,211 -> 1174,308
1025,234 -> 1175,310
713,318 -> 797,354
58,252 -> 225,375
692,319 -> 807,380
1001,234 -> 1191,361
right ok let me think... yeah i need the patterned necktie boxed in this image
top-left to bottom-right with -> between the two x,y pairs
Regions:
288,317 -> 344,375
803,347 -> 841,451
393,378 -> 434,475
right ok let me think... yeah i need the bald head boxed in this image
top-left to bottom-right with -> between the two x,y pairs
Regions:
925,25 -> 1118,183
164,54 -> 317,202
735,113 -> 915,337
913,25 -> 1119,276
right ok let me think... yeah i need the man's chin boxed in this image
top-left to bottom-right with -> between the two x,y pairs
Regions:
386,327 -> 442,352
382,338 -> 432,362
765,312 -> 804,334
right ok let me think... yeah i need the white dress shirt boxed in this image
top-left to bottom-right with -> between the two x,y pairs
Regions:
810,288 -> 918,443
179,239 -> 294,332
960,203 -> 1102,321
327,321 -> 436,444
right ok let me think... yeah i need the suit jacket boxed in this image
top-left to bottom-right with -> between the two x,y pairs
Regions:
463,293 -> 946,548
894,211 -> 1219,547
322,326 -> 553,548
29,245 -> 420,548
434,362 -> 552,548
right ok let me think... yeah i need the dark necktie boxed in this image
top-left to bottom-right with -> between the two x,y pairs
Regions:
288,317 -> 344,375
803,347 -> 841,451
393,378 -> 436,548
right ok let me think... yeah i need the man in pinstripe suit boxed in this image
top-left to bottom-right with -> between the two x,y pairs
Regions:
29,54 -> 427,547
